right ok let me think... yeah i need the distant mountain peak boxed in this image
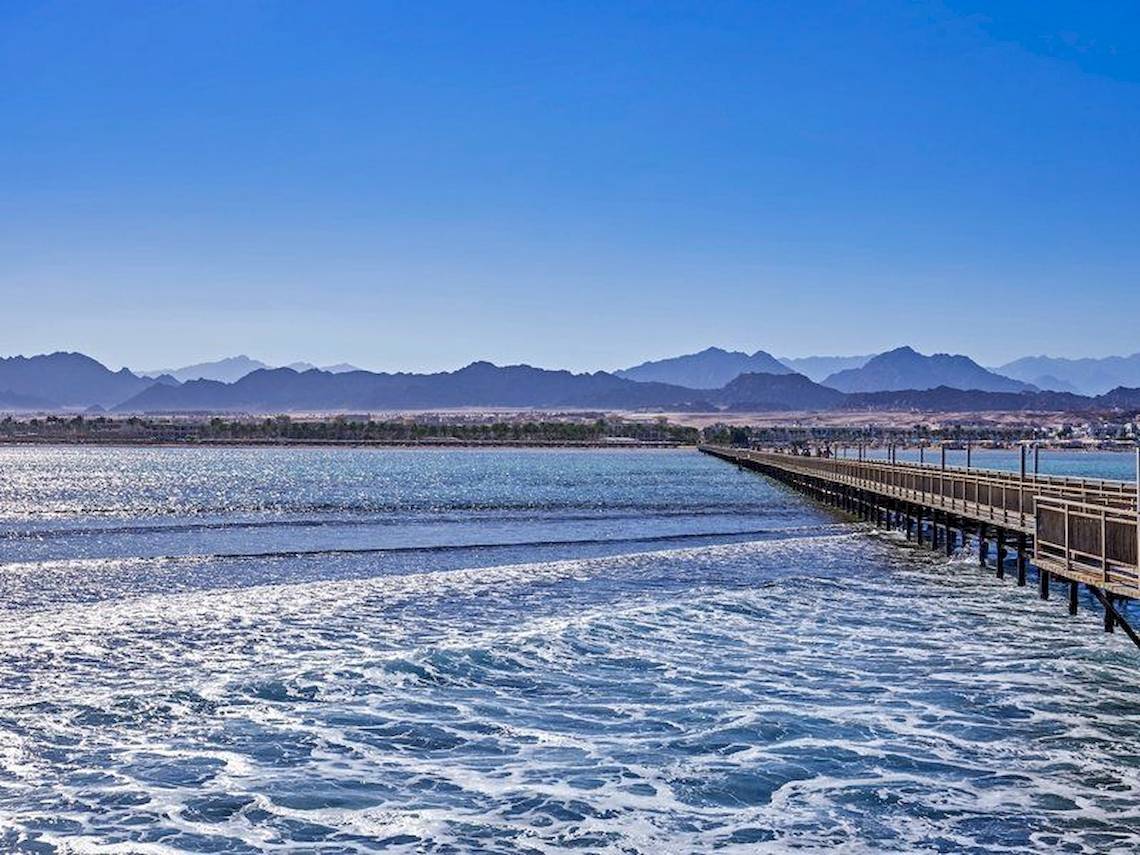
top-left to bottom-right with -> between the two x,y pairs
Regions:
996,353 -> 1140,396
615,346 -> 794,389
140,355 -> 362,384
0,351 -> 158,409
140,355 -> 272,384
778,353 -> 876,382
822,346 -> 1034,394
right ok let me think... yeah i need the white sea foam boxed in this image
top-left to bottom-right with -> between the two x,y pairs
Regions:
2,534 -> 1139,852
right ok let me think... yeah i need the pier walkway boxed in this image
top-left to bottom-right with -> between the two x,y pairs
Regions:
701,446 -> 1140,645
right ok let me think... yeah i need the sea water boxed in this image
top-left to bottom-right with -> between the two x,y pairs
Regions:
0,447 -> 1138,852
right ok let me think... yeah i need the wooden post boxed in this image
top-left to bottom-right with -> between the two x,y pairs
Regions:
1016,532 -> 1027,586
978,523 -> 987,566
945,517 -> 955,556
966,442 -> 971,469
917,508 -> 924,546
1034,444 -> 1040,475
1039,567 -> 1050,600
995,528 -> 1006,579
1104,591 -> 1115,633
1069,579 -> 1079,615
1019,445 -> 1026,525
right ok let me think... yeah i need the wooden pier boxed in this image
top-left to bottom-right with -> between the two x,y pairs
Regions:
700,445 -> 1140,647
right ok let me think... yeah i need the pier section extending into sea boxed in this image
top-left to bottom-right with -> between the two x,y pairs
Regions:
701,445 -> 1140,648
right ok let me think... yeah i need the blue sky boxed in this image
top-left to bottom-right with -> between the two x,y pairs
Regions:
2,1 -> 1138,373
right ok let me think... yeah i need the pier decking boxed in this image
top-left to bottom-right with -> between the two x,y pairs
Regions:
701,446 -> 1140,646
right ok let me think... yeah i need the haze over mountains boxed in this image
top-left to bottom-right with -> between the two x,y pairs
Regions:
615,346 -> 1035,394
121,362 -> 712,413
4,347 -> 1140,414
996,355 -> 1140,397
117,360 -> 1136,414
103,362 -> 1140,414
130,348 -> 1140,397
777,354 -> 873,382
141,355 -> 362,384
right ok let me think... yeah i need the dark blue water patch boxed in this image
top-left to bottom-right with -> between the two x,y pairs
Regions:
0,503 -> 784,540
0,506 -> 817,565
673,763 -> 816,808
119,754 -> 225,789
0,524 -> 844,613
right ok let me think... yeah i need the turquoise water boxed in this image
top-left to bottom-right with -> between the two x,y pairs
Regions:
859,447 -> 1140,481
1,447 -> 1138,852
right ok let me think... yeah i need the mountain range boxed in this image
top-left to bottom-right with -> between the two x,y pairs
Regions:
103,362 -> 1140,414
130,349 -> 1140,397
4,347 -> 1140,414
616,345 -> 1035,395
995,354 -> 1140,397
118,362 -> 709,412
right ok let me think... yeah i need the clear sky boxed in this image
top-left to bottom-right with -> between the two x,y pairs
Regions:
2,1 -> 1138,373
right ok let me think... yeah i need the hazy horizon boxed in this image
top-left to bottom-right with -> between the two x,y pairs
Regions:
7,342 -> 1140,379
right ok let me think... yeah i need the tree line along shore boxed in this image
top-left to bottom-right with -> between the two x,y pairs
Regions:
2,414 -> 1136,451
0,415 -> 699,447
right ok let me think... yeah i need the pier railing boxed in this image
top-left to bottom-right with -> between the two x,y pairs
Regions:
1035,498 -> 1140,592
710,450 -> 1136,527
702,446 -> 1140,597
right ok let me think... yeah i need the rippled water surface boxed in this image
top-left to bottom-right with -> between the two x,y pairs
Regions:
1,447 -> 1139,853
865,447 -> 1140,481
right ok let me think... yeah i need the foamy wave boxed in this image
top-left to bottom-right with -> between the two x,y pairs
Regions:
2,532 -> 1139,852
